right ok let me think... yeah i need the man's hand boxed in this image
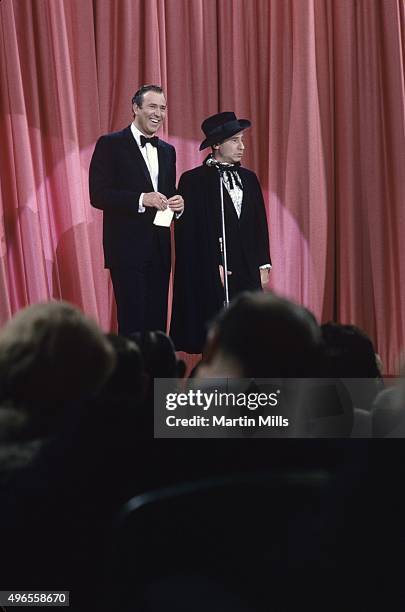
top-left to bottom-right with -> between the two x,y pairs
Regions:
260,267 -> 270,287
143,192 -> 168,210
219,265 -> 232,287
167,194 -> 184,213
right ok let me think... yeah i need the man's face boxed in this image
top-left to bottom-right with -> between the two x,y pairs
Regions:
213,131 -> 245,164
133,91 -> 167,136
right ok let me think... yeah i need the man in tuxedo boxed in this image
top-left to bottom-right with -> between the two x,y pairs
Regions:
89,85 -> 184,335
170,112 -> 271,354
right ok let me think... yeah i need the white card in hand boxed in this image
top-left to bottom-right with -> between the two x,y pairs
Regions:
154,208 -> 174,227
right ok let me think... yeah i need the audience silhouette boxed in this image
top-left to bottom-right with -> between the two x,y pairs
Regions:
0,295 -> 403,610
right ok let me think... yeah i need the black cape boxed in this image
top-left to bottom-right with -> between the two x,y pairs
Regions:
170,161 -> 271,354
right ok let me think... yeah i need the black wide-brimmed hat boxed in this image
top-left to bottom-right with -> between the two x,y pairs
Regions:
199,111 -> 251,151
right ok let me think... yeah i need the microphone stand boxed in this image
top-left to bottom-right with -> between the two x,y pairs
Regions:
217,166 -> 230,307
206,156 -> 232,308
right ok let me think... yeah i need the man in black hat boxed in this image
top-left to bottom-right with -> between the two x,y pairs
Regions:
89,85 -> 184,336
170,112 -> 271,354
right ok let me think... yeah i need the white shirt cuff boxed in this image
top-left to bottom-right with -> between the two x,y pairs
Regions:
138,193 -> 146,213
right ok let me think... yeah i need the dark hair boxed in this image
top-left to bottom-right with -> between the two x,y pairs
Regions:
320,323 -> 381,378
0,301 -> 116,420
129,330 -> 178,379
210,291 -> 322,378
104,334 -> 144,399
131,84 -> 164,108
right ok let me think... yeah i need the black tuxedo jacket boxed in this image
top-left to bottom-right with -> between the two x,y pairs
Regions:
89,126 -> 176,269
170,162 -> 271,353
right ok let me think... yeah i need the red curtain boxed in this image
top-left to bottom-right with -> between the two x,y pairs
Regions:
0,0 -> 404,374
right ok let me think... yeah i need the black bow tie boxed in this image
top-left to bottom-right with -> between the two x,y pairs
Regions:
140,135 -> 158,148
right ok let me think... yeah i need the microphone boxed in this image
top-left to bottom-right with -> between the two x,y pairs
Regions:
206,156 -> 232,171
206,157 -> 242,189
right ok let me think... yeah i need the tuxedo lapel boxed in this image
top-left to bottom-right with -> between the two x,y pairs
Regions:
122,127 -> 154,189
157,141 -> 167,192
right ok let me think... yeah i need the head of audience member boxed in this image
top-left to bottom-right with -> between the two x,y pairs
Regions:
129,330 -> 186,381
320,323 -> 384,416
0,301 -> 115,430
300,379 -> 355,438
103,334 -> 145,402
198,291 -> 322,378
320,323 -> 382,378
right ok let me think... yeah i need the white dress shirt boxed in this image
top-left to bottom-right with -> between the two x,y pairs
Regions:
222,170 -> 243,218
131,123 -> 159,212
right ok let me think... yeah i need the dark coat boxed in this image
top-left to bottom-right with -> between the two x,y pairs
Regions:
170,162 -> 271,353
89,125 -> 177,269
